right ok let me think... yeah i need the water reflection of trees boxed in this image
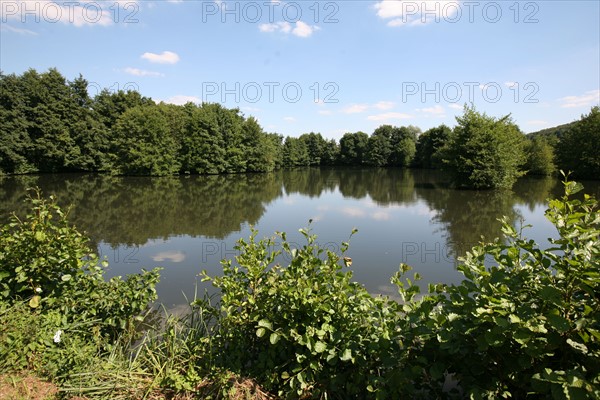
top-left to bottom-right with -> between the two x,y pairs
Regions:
512,177 -> 558,212
337,168 -> 417,205
0,173 -> 282,245
416,186 -> 519,259
0,169 -> 566,258
415,174 -> 560,259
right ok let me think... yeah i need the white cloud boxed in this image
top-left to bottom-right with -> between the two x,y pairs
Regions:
504,81 -> 517,87
318,110 -> 333,115
418,105 -> 445,115
152,250 -> 186,263
284,116 -> 296,122
259,22 -> 289,33
0,24 -> 37,35
448,103 -> 463,110
124,67 -> 164,77
342,104 -> 369,114
164,95 -> 201,105
141,51 -> 180,64
374,101 -> 395,110
375,0 -> 461,27
293,21 -> 320,37
367,112 -> 413,121
559,90 -> 600,108
259,21 -> 319,37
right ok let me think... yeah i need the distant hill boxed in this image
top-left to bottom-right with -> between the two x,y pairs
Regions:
527,120 -> 579,144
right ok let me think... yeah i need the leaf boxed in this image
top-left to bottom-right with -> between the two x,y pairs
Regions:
34,231 -> 46,241
29,295 -> 41,308
257,319 -> 272,330
566,338 -> 588,354
430,363 -> 445,380
340,348 -> 352,361
546,314 -> 570,333
270,332 -> 280,344
256,328 -> 266,338
61,274 -> 71,282
539,286 -> 562,304
509,314 -> 521,324
314,341 -> 327,353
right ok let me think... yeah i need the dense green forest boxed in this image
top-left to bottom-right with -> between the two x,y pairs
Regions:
1,68 -> 598,187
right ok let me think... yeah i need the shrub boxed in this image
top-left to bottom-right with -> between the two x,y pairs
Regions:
397,173 -> 600,398
0,189 -> 160,378
201,227 -> 402,398
439,106 -> 527,189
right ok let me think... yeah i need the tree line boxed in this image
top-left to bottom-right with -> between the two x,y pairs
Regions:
1,68 -> 598,188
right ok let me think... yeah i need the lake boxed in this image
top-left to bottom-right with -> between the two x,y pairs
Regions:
2,169 -> 598,309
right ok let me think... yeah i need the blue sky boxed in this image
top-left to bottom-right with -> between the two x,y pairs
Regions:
2,0 -> 599,139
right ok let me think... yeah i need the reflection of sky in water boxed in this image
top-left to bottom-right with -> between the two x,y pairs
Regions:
91,176 -> 570,309
3,171 -> 596,311
101,189 -> 463,308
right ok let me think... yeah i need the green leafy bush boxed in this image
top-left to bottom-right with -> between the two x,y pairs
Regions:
202,227 -> 402,398
202,175 -> 599,399
439,105 -> 527,189
396,174 -> 600,398
0,189 -> 160,378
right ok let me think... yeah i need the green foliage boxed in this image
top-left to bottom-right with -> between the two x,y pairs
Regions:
556,106 -> 600,180
0,68 -> 113,174
112,104 -> 181,176
398,173 -> 600,398
198,176 -> 599,398
202,226 -> 401,398
363,125 -> 419,168
525,135 -> 556,176
366,126 -> 392,166
439,105 -> 527,189
0,189 -> 160,379
339,131 -> 369,165
282,137 -> 310,168
415,124 -> 451,169
388,125 -> 419,167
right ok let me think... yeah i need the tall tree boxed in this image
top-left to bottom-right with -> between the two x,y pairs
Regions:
321,139 -> 340,166
439,106 -> 527,189
524,136 -> 555,176
556,106 -> 600,179
366,126 -> 392,167
415,125 -> 451,169
243,117 -> 277,172
282,137 -> 309,168
389,126 -> 419,167
0,72 -> 34,174
299,132 -> 327,166
339,132 -> 369,165
65,75 -> 110,171
112,105 -> 181,175
180,103 -> 226,174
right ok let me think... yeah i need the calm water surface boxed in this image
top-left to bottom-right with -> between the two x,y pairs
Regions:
2,169 -> 598,309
